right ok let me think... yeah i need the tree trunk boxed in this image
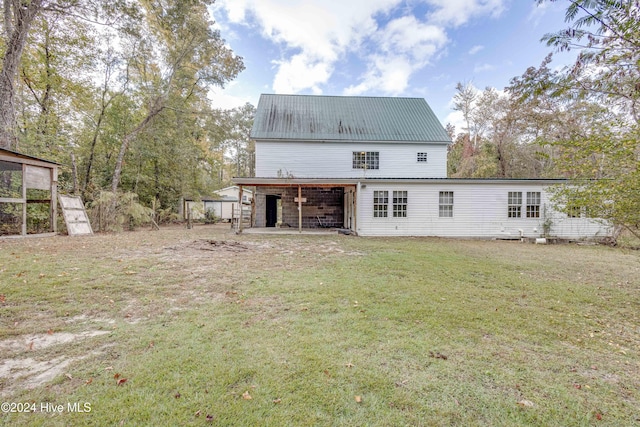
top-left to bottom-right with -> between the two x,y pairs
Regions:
70,151 -> 78,194
83,59 -> 120,198
82,110 -> 105,197
0,0 -> 44,149
110,98 -> 164,193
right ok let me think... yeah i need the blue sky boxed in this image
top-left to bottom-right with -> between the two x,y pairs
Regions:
208,0 -> 576,131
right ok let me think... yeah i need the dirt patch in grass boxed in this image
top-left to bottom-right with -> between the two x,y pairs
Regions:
0,330 -> 111,353
1,357 -> 77,396
0,330 -> 112,396
165,239 -> 252,253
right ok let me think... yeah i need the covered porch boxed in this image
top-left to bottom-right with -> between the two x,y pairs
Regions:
231,178 -> 360,234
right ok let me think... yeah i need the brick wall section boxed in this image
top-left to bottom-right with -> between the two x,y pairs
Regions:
255,187 -> 344,228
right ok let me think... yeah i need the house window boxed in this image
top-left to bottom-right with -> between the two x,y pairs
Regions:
526,192 -> 541,218
373,191 -> 388,218
508,192 -> 522,218
439,191 -> 454,217
417,152 -> 428,163
393,191 -> 407,218
353,151 -> 379,169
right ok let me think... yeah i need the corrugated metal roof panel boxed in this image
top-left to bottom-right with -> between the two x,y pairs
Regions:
251,94 -> 451,143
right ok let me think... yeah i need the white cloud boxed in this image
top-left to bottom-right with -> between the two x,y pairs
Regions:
272,53 -> 333,94
527,1 -> 550,27
216,0 -> 398,94
474,63 -> 495,73
345,55 -> 416,95
444,110 -> 465,133
208,81 -> 259,110
214,0 -> 508,95
379,15 -> 447,59
468,44 -> 484,55
345,15 -> 448,96
426,0 -> 506,27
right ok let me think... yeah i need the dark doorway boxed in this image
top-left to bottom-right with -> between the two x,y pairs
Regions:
265,195 -> 280,227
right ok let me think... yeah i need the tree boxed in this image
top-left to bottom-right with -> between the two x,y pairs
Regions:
17,11 -> 94,157
0,0 -> 144,151
0,0 -> 248,225
217,103 -> 255,178
530,0 -> 640,239
449,84 -> 539,178
539,0 -> 640,122
109,0 -> 244,193
452,82 -> 479,151
0,0 -> 45,148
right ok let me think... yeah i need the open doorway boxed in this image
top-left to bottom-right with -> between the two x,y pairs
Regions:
265,195 -> 281,227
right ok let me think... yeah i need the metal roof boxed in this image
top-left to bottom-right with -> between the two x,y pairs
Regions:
251,94 -> 451,143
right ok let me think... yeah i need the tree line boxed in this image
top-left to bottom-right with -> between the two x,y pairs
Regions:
0,0 -> 255,226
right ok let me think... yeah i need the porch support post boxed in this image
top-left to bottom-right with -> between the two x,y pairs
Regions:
355,182 -> 360,236
238,185 -> 244,233
298,184 -> 302,233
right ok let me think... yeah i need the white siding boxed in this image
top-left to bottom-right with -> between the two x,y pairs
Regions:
205,201 -> 235,220
357,182 -> 610,239
217,186 -> 253,201
255,141 -> 448,178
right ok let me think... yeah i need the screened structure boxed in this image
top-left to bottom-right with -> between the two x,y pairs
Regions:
0,148 -> 58,237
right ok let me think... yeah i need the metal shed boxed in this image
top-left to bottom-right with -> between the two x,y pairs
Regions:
0,148 -> 58,237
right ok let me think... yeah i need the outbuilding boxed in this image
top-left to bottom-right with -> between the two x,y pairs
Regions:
0,148 -> 58,237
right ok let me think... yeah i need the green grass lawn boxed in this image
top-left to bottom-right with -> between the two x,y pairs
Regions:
1,225 -> 639,426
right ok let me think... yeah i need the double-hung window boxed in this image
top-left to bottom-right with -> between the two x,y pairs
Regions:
508,192 -> 522,218
392,191 -> 407,218
353,151 -> 379,169
439,191 -> 454,217
373,191 -> 388,218
526,192 -> 541,218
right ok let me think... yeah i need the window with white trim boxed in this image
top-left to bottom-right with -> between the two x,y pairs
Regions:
526,192 -> 541,218
508,192 -> 522,218
439,191 -> 454,217
373,191 -> 388,218
353,151 -> 379,169
417,152 -> 428,163
393,191 -> 407,218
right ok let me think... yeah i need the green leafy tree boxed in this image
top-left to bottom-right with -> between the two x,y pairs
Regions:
0,0 -> 139,149
540,0 -> 640,122
211,102 -> 255,179
530,0 -> 640,239
109,0 -> 244,193
17,13 -> 93,158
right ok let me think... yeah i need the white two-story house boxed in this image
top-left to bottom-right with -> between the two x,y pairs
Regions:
233,94 -> 610,239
